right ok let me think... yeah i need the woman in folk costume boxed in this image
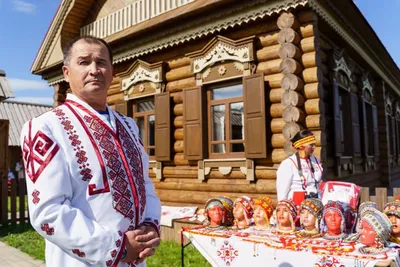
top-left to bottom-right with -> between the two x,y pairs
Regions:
383,197 -> 400,244
21,36 -> 161,267
321,201 -> 348,240
252,196 -> 274,230
276,130 -> 323,203
296,198 -> 323,238
273,199 -> 297,235
232,196 -> 254,229
357,210 -> 393,254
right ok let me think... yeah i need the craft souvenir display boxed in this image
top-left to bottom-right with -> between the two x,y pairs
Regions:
204,197 -> 234,229
383,197 -> 400,244
357,210 -> 392,254
296,198 -> 323,238
355,201 -> 379,232
232,196 -> 254,229
274,199 -> 297,234
322,201 -> 348,240
252,196 -> 274,230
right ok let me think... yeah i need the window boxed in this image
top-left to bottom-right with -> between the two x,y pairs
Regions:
207,82 -> 244,158
365,103 -> 375,156
338,87 -> 352,156
133,98 -> 155,159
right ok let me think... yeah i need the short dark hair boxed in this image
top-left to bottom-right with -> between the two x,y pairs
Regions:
63,36 -> 113,66
291,129 -> 313,144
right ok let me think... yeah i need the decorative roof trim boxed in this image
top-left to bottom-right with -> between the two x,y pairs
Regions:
186,35 -> 255,74
112,0 -> 309,64
308,0 -> 400,96
31,0 -> 72,74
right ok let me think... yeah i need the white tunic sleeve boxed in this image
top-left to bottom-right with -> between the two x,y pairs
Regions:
21,120 -> 125,267
276,158 -> 294,201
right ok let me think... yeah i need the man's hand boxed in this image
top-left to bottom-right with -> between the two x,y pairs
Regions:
133,225 -> 161,264
122,228 -> 159,263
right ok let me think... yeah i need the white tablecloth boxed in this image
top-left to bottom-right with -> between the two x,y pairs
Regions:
183,227 -> 400,267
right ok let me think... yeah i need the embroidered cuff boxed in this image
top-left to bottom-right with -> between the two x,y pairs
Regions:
141,218 -> 160,237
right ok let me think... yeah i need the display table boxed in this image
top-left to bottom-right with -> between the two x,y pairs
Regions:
182,227 -> 399,267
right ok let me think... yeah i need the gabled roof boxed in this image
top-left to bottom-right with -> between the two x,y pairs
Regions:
0,70 -> 14,100
0,101 -> 52,146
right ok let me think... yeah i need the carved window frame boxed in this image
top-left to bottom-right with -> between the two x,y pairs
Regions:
186,35 -> 256,181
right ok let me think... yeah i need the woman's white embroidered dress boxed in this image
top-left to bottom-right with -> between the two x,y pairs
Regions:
20,94 -> 161,267
276,154 -> 323,201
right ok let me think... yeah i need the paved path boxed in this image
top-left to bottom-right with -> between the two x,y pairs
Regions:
0,242 -> 45,267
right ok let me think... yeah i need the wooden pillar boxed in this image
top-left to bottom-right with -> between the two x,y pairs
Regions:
375,80 -> 390,187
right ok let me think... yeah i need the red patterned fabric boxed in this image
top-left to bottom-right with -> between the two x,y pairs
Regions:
41,223 -> 54,235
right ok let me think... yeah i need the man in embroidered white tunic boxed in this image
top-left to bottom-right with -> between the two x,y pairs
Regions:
20,36 -> 161,267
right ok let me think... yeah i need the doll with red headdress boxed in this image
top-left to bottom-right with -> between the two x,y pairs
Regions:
296,198 -> 323,238
272,199 -> 297,235
232,196 -> 254,229
252,196 -> 274,230
321,201 -> 348,240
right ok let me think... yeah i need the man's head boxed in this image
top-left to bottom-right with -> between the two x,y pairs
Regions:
62,36 -> 114,111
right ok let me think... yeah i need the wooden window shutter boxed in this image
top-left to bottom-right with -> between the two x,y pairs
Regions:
360,100 -> 368,157
115,101 -> 128,116
155,92 -> 171,161
371,105 -> 379,158
350,93 -> 361,157
392,117 -> 397,157
397,121 -> 400,157
183,87 -> 205,160
243,73 -> 267,159
333,81 -> 342,157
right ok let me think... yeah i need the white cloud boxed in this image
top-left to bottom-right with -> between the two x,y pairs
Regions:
11,97 -> 53,106
8,78 -> 49,91
11,0 -> 36,14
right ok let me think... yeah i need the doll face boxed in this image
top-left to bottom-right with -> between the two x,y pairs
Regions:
276,205 -> 291,227
253,205 -> 267,226
300,208 -> 317,231
233,202 -> 245,222
359,220 -> 377,247
324,210 -> 342,235
207,205 -> 224,226
388,214 -> 400,236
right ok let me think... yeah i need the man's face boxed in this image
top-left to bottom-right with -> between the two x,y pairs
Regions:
388,214 -> 400,236
359,220 -> 377,247
324,210 -> 342,234
300,208 -> 316,231
62,39 -> 113,108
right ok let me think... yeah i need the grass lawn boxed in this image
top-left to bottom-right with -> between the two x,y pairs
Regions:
0,223 -> 211,267
7,196 -> 28,213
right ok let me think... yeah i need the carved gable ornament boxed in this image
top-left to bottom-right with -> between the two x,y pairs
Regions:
187,36 -> 255,85
332,48 -> 354,90
385,92 -> 394,115
120,60 -> 164,100
396,102 -> 400,120
361,72 -> 374,103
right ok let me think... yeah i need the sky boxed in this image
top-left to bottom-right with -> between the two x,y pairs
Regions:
0,0 -> 399,106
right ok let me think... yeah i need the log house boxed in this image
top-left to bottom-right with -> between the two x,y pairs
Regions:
32,0 -> 400,207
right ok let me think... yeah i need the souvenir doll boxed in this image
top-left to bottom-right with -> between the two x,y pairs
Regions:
355,201 -> 379,232
204,197 -> 234,229
232,196 -> 254,229
273,199 -> 297,235
357,210 -> 392,254
296,198 -> 323,238
322,201 -> 348,240
383,198 -> 400,244
252,196 -> 274,230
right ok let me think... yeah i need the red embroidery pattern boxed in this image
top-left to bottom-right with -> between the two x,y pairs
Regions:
32,190 -> 40,204
53,108 -> 93,182
106,231 -> 125,267
217,240 -> 239,265
41,223 -> 54,235
72,249 -> 86,258
116,119 -> 146,218
81,115 -> 136,220
22,122 -> 59,183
